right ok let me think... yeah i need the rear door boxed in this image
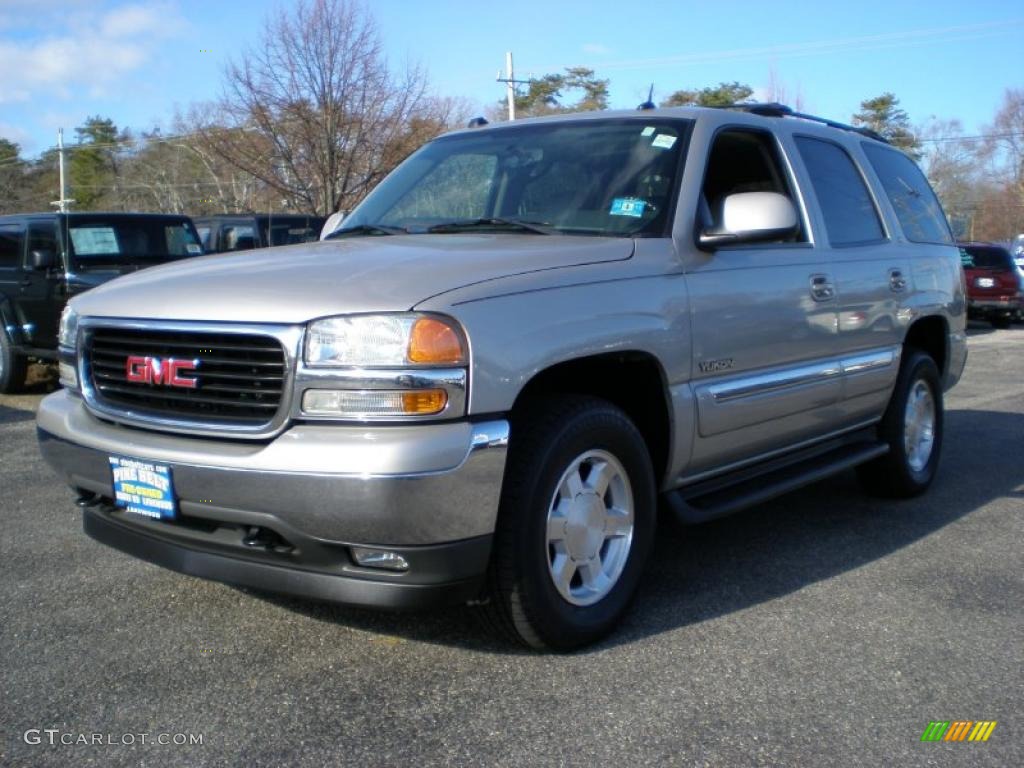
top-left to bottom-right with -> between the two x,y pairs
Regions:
0,219 -> 27,345
793,136 -> 903,423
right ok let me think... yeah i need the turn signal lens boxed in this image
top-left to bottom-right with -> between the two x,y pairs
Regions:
401,389 -> 448,414
408,317 -> 465,364
303,388 -> 448,416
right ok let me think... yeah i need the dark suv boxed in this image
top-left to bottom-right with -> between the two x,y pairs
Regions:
959,242 -> 1023,328
0,212 -> 204,392
193,214 -> 325,253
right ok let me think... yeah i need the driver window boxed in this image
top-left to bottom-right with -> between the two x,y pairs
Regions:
699,129 -> 803,242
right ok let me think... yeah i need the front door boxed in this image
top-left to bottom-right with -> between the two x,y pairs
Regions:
682,128 -> 841,477
18,218 -> 67,348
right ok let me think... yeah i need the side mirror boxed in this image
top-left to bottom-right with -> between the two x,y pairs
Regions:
699,192 -> 798,249
29,249 -> 59,270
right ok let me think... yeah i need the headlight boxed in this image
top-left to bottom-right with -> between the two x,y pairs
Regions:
305,314 -> 466,367
58,305 -> 78,350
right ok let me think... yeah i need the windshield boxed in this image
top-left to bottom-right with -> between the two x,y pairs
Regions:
342,118 -> 689,238
66,217 -> 203,269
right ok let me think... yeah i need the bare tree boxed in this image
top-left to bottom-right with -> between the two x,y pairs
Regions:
192,0 -> 455,215
984,88 -> 1024,236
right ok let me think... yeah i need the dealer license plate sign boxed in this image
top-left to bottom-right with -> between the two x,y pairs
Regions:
108,456 -> 177,520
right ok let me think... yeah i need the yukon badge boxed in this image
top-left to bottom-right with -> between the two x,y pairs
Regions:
125,356 -> 200,389
699,358 -> 734,374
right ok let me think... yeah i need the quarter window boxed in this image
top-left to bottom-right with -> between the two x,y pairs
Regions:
796,137 -> 884,246
862,143 -> 953,244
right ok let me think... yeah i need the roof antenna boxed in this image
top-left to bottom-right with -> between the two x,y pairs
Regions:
637,84 -> 656,111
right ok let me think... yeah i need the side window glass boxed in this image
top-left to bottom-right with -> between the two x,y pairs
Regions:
861,143 -> 953,244
222,225 -> 257,251
27,221 -> 58,265
196,226 -> 211,250
795,137 -> 884,246
700,130 -> 804,242
0,224 -> 25,269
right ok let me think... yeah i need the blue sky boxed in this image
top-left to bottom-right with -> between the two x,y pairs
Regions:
0,0 -> 1021,156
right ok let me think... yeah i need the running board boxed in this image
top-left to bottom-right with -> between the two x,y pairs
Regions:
666,441 -> 889,524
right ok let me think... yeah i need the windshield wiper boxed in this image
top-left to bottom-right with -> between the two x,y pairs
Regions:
326,223 -> 407,239
425,217 -> 556,235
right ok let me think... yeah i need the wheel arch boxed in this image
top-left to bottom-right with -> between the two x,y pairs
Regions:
509,351 -> 673,486
903,314 -> 948,377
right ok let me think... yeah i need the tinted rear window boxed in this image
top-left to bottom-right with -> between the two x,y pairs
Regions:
862,143 -> 952,245
960,245 -> 1012,269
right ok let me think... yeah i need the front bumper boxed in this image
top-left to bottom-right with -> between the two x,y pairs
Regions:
37,390 -> 509,607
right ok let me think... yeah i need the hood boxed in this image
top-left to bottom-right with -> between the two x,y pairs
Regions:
70,234 -> 634,323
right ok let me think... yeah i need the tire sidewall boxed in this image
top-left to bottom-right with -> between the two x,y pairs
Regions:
887,351 -> 943,491
511,404 -> 655,648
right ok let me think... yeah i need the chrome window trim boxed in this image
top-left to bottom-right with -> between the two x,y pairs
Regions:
77,316 -> 303,440
293,366 -> 467,422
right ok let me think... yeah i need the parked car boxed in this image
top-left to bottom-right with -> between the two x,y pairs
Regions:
193,214 -> 325,253
38,104 -> 966,650
0,212 -> 204,392
959,241 -> 1023,328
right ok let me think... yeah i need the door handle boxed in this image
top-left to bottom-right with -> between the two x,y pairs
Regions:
889,268 -> 907,293
809,274 -> 835,302
19,279 -> 32,288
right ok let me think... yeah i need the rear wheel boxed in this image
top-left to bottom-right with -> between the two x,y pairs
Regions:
992,315 -> 1012,329
857,349 -> 943,498
0,329 -> 28,394
483,396 -> 656,651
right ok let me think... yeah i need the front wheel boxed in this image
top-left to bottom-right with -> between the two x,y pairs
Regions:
483,396 -> 656,651
857,349 -> 943,498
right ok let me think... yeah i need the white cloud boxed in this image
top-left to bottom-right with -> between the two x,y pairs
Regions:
0,2 -> 186,104
582,43 -> 611,55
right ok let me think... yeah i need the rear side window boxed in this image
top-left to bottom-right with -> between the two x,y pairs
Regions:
796,137 -> 884,246
221,224 -> 257,251
0,223 -> 24,268
862,143 -> 952,245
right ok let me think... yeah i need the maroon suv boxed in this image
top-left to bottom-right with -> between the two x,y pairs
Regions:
959,242 -> 1022,328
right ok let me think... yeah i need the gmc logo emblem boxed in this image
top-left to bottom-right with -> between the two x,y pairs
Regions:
125,356 -> 199,389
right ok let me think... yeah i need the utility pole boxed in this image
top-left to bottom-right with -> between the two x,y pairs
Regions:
50,128 -> 74,212
495,51 -> 531,121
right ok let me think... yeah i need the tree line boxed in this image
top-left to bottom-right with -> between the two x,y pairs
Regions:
0,0 -> 1021,241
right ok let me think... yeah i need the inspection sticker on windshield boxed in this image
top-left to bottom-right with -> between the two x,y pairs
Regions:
610,198 -> 646,218
651,134 -> 677,149
109,456 -> 177,520
186,243 -> 202,254
640,126 -> 656,137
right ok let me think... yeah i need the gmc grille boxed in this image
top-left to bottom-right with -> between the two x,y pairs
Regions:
86,327 -> 287,426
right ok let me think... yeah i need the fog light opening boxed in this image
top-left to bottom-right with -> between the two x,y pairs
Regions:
351,547 -> 410,571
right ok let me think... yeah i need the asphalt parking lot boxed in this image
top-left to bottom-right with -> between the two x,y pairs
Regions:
1,326 -> 1021,768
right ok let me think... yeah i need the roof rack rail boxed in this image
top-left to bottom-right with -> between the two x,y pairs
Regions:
714,102 -> 889,143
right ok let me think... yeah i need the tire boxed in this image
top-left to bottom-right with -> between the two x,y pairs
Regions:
857,349 -> 943,498
482,396 -> 656,651
0,328 -> 28,394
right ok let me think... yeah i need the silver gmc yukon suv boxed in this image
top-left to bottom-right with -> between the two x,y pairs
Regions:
37,104 -> 967,650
